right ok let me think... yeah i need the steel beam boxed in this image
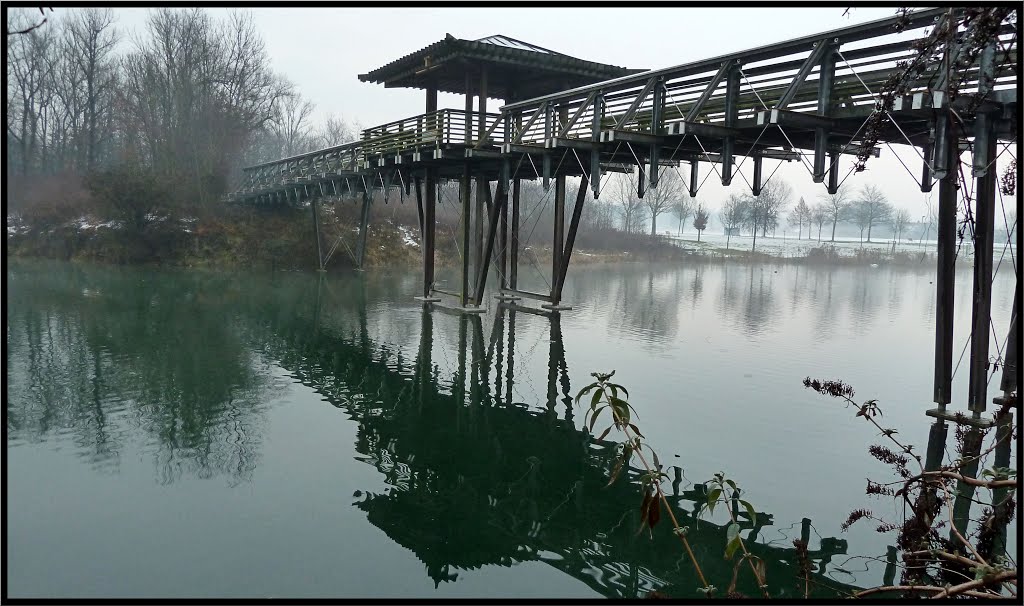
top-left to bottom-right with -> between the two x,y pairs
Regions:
813,43 -> 837,182
591,93 -> 603,197
689,160 -> 699,197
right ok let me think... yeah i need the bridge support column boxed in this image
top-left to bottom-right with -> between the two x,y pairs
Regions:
422,168 -> 437,299
544,175 -> 566,309
552,173 -> 589,306
473,181 -> 507,305
967,113 -> 996,417
932,118 -> 957,409
311,196 -> 324,271
461,165 -> 472,307
510,178 -> 521,291
355,190 -> 372,270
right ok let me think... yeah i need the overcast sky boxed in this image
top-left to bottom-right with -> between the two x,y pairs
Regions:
57,5 -> 1013,221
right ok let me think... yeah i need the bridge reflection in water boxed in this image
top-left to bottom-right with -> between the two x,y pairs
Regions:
252,273 -> 862,599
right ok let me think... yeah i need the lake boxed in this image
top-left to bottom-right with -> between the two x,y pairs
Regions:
5,258 -> 1016,598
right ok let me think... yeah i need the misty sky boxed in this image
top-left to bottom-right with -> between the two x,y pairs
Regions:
52,6 -> 1016,222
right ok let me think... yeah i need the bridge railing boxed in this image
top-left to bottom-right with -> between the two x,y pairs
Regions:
493,7 -> 1015,155
360,109 -> 506,158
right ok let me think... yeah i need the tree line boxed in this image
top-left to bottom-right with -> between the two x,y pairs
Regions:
6,7 -> 355,227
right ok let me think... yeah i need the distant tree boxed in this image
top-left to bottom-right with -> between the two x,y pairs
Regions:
852,184 -> 893,242
643,168 -> 684,236
818,183 -> 851,242
789,196 -> 812,239
719,194 -> 747,250
673,192 -> 694,235
613,173 -> 648,233
810,202 -> 830,242
891,207 -> 912,243
692,204 -> 709,242
745,179 -> 792,251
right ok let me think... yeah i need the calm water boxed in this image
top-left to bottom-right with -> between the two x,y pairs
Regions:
6,259 -> 1016,598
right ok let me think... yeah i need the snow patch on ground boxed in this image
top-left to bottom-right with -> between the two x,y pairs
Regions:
396,225 -> 419,247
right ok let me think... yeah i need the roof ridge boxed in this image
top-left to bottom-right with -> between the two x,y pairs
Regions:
473,34 -> 567,57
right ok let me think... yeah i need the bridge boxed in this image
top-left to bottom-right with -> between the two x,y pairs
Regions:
227,7 -> 1018,558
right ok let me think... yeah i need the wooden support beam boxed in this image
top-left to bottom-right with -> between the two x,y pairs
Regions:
968,113 -> 996,415
355,191 -> 372,269
813,43 -> 837,182
933,123 -> 957,407
311,197 -> 324,270
510,178 -> 521,290
414,176 -> 424,239
776,39 -> 830,109
423,168 -> 436,298
554,173 -> 590,303
473,184 -> 507,305
552,175 -> 566,302
686,60 -> 737,122
461,165 -> 472,307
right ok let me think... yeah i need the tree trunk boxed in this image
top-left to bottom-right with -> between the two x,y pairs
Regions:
651,214 -> 657,236
866,222 -> 873,242
831,217 -> 837,242
697,229 -> 702,242
752,226 -> 758,252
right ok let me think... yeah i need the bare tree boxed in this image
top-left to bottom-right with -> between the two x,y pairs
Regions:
745,179 -> 792,250
891,207 -> 912,243
852,184 -> 893,242
810,202 -> 829,242
61,8 -> 119,170
612,173 -> 648,233
719,194 -> 747,249
818,183 -> 851,242
789,196 -> 811,239
673,192 -> 694,236
313,113 -> 355,149
643,167 -> 684,236
692,204 -> 709,242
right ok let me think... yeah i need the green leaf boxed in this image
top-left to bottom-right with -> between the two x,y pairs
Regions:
725,535 -> 742,560
724,523 -> 741,559
739,499 -> 757,526
596,425 -> 612,442
574,382 -> 599,405
725,479 -> 737,491
707,488 -> 722,515
588,405 -> 606,432
628,423 -> 644,438
652,449 -> 661,470
608,382 -> 629,399
590,388 -> 603,410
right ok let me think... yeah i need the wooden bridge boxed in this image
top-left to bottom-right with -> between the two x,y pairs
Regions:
228,8 -> 1017,458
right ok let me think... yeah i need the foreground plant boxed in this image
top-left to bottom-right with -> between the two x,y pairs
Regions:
577,371 -> 770,598
803,377 -> 1018,599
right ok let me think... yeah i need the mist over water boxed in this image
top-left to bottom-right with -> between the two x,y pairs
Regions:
6,259 -> 1016,598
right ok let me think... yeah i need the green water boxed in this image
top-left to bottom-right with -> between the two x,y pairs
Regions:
5,259 -> 1016,598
